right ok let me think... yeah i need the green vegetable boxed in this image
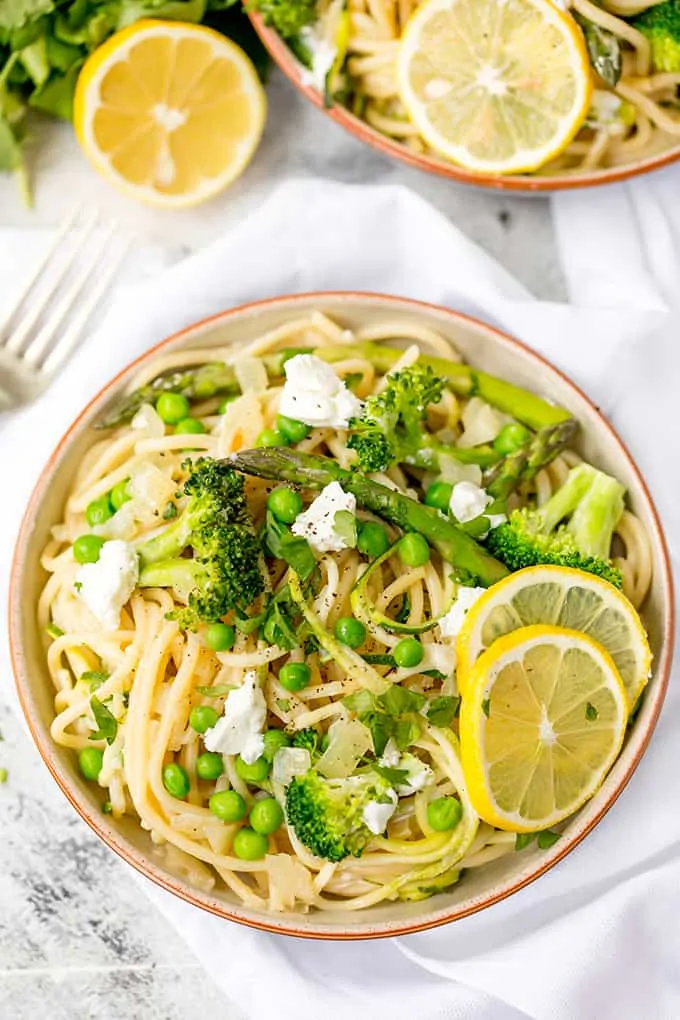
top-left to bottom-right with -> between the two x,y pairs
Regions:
278,661 -> 311,691
235,754 -> 271,783
486,463 -> 625,588
515,832 -> 535,851
209,789 -> 247,822
632,0 -> 680,71
86,495 -> 114,527
264,510 -> 316,580
73,534 -> 105,564
110,479 -> 131,510
248,0 -> 317,40
343,686 -> 424,756
46,622 -> 64,638
586,702 -> 598,721
175,416 -> 206,435
249,796 -> 284,835
229,449 -> 509,586
196,751 -> 225,780
426,695 -> 460,727
334,616 -> 366,649
233,827 -> 269,860
204,622 -> 236,652
537,828 -> 561,849
137,458 -> 266,629
285,769 -> 396,861
483,420 -> 580,502
189,704 -> 220,734
78,746 -> 104,781
276,414 -> 310,443
262,728 -> 291,760
163,762 -> 190,800
424,481 -> 453,511
292,727 -> 321,754
333,509 -> 357,548
81,670 -> 109,690
352,542 -> 448,635
427,796 -> 463,831
257,427 -> 288,448
156,392 -> 190,424
267,486 -> 303,524
393,637 -> 423,668
493,423 -> 531,455
574,13 -> 622,86
89,696 -> 117,744
397,532 -> 430,568
357,520 -> 390,558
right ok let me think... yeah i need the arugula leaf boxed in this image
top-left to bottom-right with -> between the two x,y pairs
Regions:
426,695 -> 460,727
333,509 -> 357,549
89,696 -> 118,745
265,510 -> 316,581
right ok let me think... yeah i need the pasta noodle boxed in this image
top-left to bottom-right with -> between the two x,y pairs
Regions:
38,315 -> 653,914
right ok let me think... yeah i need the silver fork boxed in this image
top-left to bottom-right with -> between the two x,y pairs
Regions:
0,211 -> 130,412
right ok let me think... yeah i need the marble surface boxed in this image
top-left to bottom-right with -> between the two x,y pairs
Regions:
0,70 -> 565,1020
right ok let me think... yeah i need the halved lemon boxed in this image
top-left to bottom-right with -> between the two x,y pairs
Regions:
74,21 -> 266,207
459,625 -> 628,832
396,0 -> 592,174
456,566 -> 651,709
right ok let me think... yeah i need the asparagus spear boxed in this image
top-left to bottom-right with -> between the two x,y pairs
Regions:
316,343 -> 573,432
483,419 -> 579,501
96,348 -> 312,430
228,448 -> 509,586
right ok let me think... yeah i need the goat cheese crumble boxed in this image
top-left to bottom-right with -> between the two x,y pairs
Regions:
204,670 -> 266,764
292,482 -> 357,553
362,790 -> 398,834
438,586 -> 486,640
279,354 -> 363,428
74,540 -> 139,631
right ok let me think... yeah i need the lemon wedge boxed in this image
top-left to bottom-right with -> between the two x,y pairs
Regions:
74,20 -> 266,207
456,565 -> 651,709
396,0 -> 592,174
459,625 -> 628,832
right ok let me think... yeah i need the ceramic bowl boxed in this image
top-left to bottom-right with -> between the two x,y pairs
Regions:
9,292 -> 674,938
249,14 -> 680,193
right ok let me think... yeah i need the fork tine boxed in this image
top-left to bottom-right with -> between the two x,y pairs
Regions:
23,221 -> 119,368
40,235 -> 131,379
4,210 -> 100,356
0,208 -> 78,345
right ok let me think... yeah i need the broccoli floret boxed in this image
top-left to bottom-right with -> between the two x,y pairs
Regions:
137,458 -> 265,628
347,364 -> 446,473
487,463 -> 625,588
248,0 -> 318,39
285,770 -> 396,861
632,0 -> 680,71
291,728 -> 321,755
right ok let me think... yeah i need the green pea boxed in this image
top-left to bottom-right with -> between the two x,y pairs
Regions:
162,763 -> 190,800
278,662 -> 311,692
73,534 -> 105,565
393,637 -> 424,668
398,533 -> 430,568
189,705 -> 220,734
334,617 -> 366,649
276,415 -> 311,444
204,622 -> 235,652
156,392 -> 190,425
262,729 -> 291,761
267,486 -> 303,524
218,395 -> 237,414
175,417 -> 206,435
110,480 -> 131,511
256,428 -> 289,448
427,796 -> 463,832
235,755 -> 271,783
209,789 -> 247,822
78,747 -> 104,781
249,796 -> 284,835
357,521 -> 390,559
233,827 -> 269,861
85,495 -> 114,527
196,752 -> 225,781
494,423 -> 531,455
424,481 -> 453,512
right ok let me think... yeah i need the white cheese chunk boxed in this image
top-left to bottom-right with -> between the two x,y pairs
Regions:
362,790 -> 398,834
204,671 -> 267,764
278,354 -> 363,429
438,586 -> 486,640
291,482 -> 357,553
75,540 -> 139,631
449,481 -> 492,523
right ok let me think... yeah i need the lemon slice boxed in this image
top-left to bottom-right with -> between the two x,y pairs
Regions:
396,0 -> 592,174
74,21 -> 266,207
459,625 -> 628,831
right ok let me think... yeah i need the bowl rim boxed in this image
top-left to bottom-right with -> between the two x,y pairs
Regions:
249,13 -> 680,193
9,290 -> 675,940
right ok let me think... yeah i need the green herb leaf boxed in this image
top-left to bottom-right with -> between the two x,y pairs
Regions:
537,829 -> 561,850
393,716 -> 421,750
426,695 -> 460,727
585,702 -> 598,721
482,697 -> 490,718
515,832 -> 535,851
362,711 -> 393,756
0,0 -> 54,33
162,501 -> 178,520
379,685 -> 426,716
265,510 -> 316,581
89,696 -> 118,745
81,670 -> 109,691
371,763 -> 409,786
333,509 -> 357,549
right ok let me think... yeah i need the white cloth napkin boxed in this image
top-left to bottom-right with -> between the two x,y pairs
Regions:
1,176 -> 678,1020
